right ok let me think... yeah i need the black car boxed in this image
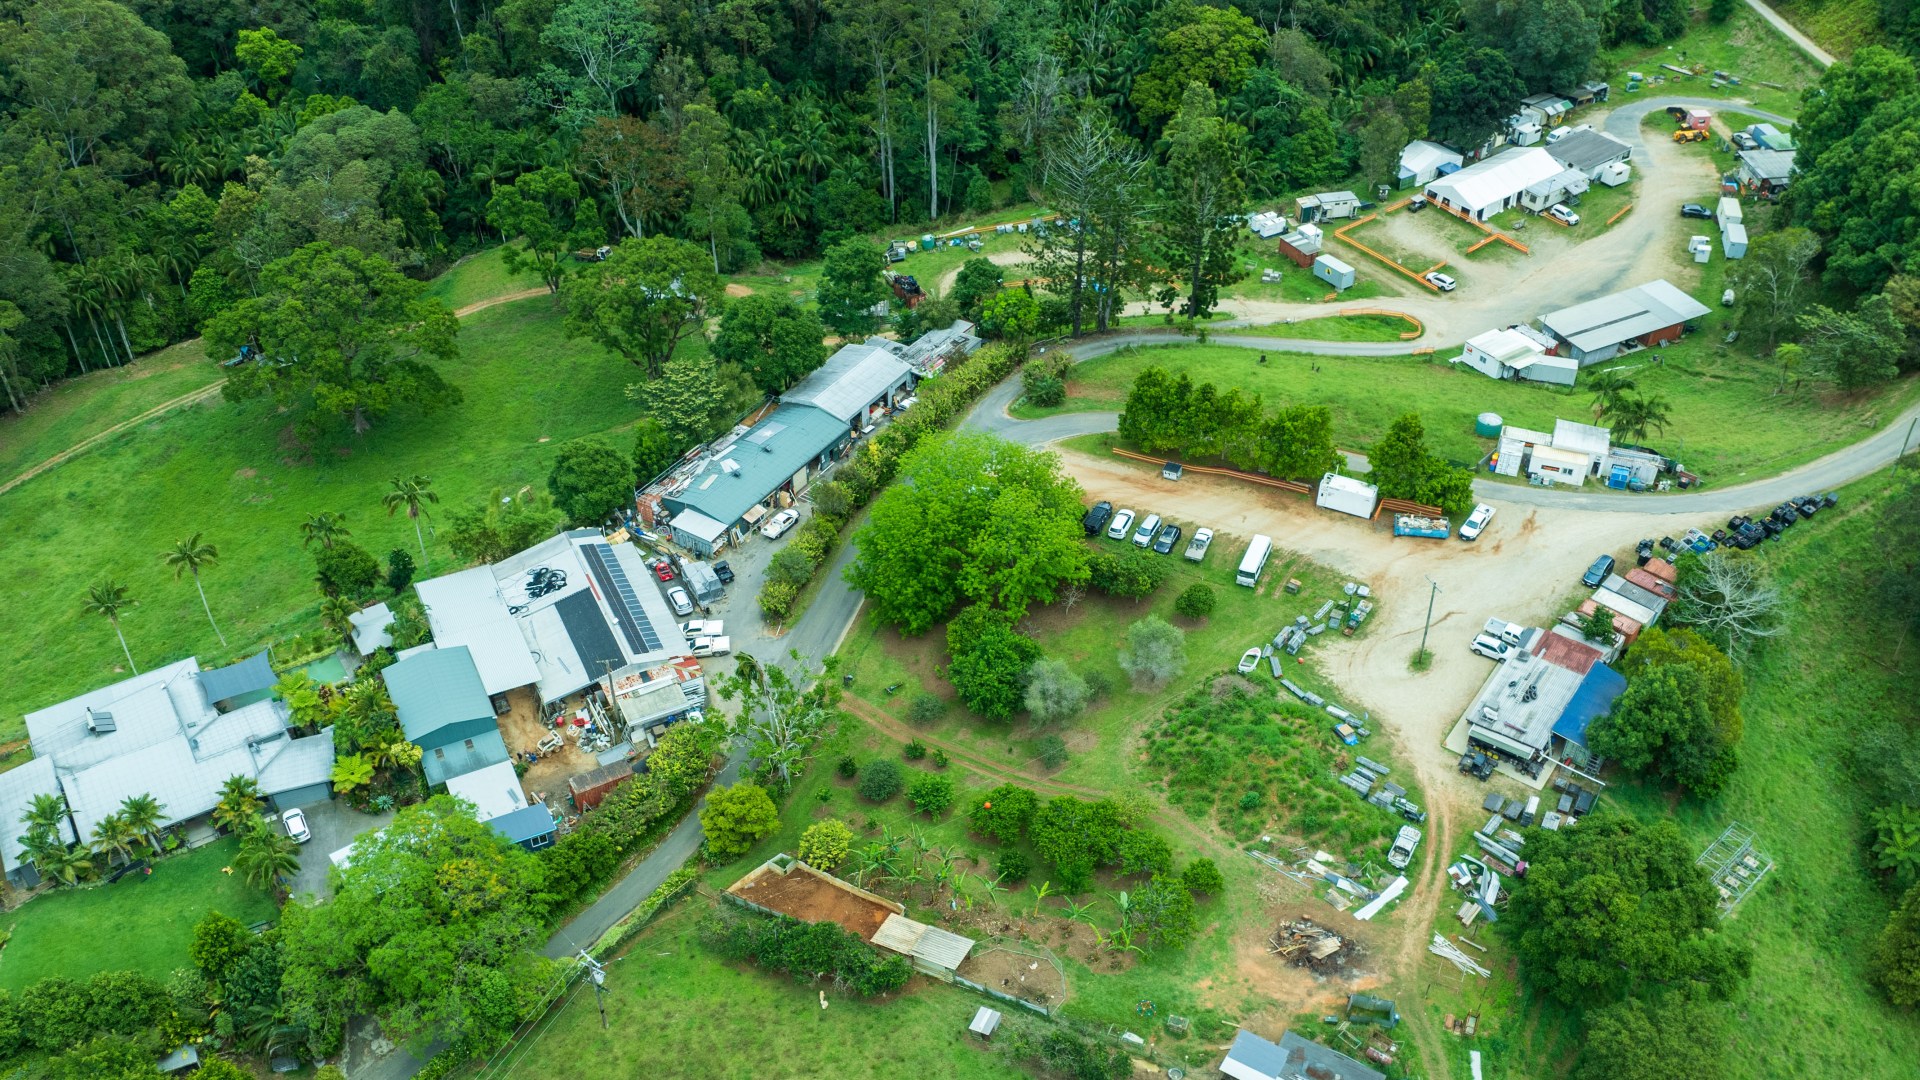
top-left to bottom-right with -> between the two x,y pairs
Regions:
1581,553 -> 1616,587
1082,500 -> 1114,537
1760,516 -> 1784,537
1152,523 -> 1183,554
1726,514 -> 1750,532
1681,203 -> 1714,219
1459,751 -> 1496,780
1820,492 -> 1839,509
712,560 -> 735,584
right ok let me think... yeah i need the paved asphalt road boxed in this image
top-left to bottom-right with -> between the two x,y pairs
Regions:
1744,0 -> 1836,67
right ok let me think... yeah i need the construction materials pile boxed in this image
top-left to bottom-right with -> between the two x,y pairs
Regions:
1269,918 -> 1354,974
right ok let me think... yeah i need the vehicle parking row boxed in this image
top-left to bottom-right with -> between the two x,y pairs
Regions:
1081,500 -> 1215,560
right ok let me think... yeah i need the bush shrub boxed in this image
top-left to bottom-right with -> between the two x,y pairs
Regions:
798,819 -> 854,870
1038,734 -> 1069,769
836,755 -> 859,779
908,774 -> 955,816
902,739 -> 927,760
757,579 -> 799,621
908,693 -> 946,724
996,849 -> 1032,882
857,759 -> 904,802
698,910 -> 911,996
969,783 -> 1039,843
1181,858 -> 1226,897
932,748 -> 950,769
1024,373 -> 1065,407
766,547 -> 814,589
1174,583 -> 1216,620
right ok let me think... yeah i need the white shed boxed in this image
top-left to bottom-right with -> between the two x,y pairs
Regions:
1398,140 -> 1464,188
1722,221 -> 1748,259
1596,161 -> 1630,187
1717,197 -> 1743,228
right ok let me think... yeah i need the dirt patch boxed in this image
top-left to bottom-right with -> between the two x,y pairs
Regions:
232,467 -> 258,480
497,687 -> 601,803
730,865 -> 897,939
1211,674 -> 1260,699
724,283 -> 753,297
957,946 -> 1067,1010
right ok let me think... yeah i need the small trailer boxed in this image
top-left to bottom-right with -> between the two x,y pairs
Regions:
1316,473 -> 1379,519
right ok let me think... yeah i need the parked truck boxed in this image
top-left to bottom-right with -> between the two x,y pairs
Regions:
1388,825 -> 1423,869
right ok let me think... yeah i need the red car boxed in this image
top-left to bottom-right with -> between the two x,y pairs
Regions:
652,559 -> 674,581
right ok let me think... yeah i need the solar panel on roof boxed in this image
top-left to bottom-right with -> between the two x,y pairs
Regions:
581,543 -> 662,654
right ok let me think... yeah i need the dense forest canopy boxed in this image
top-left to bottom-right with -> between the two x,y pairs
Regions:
0,0 -> 1715,410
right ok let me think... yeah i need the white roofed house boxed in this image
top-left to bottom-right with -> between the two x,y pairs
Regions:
1451,326 -> 1576,386
1424,147 -> 1565,221
1397,140 -> 1463,188
9,655 -> 337,884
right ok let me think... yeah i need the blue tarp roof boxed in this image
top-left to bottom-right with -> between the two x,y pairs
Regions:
1553,663 -> 1627,750
489,803 -> 557,844
198,652 -> 277,704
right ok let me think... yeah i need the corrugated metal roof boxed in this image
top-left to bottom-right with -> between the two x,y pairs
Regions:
781,344 -> 914,424
198,652 -> 277,704
912,925 -> 976,970
663,404 -> 846,529
1552,419 -> 1611,457
488,803 -> 557,844
1539,280 -> 1712,352
349,603 -> 395,654
445,758 -> 530,820
1546,129 -> 1631,173
416,568 -> 542,696
0,757 -> 70,872
385,646 -> 493,743
870,912 -> 928,955
667,507 -> 728,544
253,727 -> 337,794
422,728 -> 509,785
1279,1030 -> 1386,1080
1738,148 -> 1795,180
1221,1029 -> 1288,1080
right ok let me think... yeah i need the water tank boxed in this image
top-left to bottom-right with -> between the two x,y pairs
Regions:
1475,412 -> 1503,438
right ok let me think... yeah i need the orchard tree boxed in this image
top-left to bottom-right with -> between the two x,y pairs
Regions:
946,606 -> 1042,721
486,167 -> 598,294
711,294 -> 829,393
1120,616 -> 1186,689
547,437 -> 635,525
562,236 -> 723,378
849,431 -> 1088,633
1500,815 -> 1750,1004
969,783 -> 1038,843
1023,657 -> 1090,724
817,239 -> 889,334
798,819 -> 853,870
1174,583 -> 1215,620
949,257 -> 1004,315
207,243 -> 460,440
700,783 -> 780,858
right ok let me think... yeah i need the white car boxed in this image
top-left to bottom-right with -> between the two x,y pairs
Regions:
1184,527 -> 1214,561
1132,513 -> 1161,547
1388,825 -> 1422,869
1469,633 -> 1512,661
682,619 -> 724,638
1106,508 -> 1136,540
690,636 -> 732,657
1458,503 -> 1495,541
760,508 -> 801,539
1549,204 -> 1580,226
667,586 -> 694,616
281,808 -> 311,844
1424,271 -> 1457,292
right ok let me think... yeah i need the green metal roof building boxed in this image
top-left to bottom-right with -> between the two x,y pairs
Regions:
659,403 -> 854,555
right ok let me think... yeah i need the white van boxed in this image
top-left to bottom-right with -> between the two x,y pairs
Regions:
1236,534 -> 1274,586
1132,513 -> 1161,547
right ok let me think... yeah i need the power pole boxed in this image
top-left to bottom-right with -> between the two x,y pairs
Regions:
577,949 -> 610,1029
1419,578 -> 1441,656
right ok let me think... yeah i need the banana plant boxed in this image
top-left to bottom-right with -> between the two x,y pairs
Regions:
1062,897 -> 1098,925
1028,880 -> 1054,918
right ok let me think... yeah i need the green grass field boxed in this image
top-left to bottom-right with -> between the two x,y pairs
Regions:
0,837 -> 277,990
0,339 -> 222,484
1016,342 -> 1920,478
1226,314 -> 1412,343
0,298 -> 658,737
1773,0 -> 1883,55
1598,8 -> 1824,116
421,246 -> 547,310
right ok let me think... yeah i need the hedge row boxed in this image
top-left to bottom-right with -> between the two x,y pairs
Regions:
757,341 -> 1029,620
590,867 -> 700,960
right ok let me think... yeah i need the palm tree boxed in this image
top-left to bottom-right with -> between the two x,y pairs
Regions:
214,775 -> 264,833
21,792 -> 69,838
1610,394 -> 1673,441
118,794 -> 167,854
1585,368 -> 1637,422
89,812 -> 138,866
163,532 -> 227,646
83,579 -> 139,674
234,820 -> 299,892
17,830 -> 69,875
382,475 -> 439,568
37,842 -> 95,886
299,512 -> 349,550
320,595 -> 361,648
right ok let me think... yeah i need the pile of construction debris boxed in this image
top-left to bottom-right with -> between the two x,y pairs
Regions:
1268,918 -> 1354,974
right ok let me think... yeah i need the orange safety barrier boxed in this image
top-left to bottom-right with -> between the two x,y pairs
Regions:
1607,203 -> 1634,226
1109,448 -> 1313,494
1424,197 -> 1531,255
1334,306 -> 1424,339
1332,214 -> 1443,291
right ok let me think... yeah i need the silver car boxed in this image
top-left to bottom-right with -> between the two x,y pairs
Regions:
667,586 -> 694,616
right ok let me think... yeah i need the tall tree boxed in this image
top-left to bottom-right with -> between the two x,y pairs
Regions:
0,0 -> 192,169
300,512 -> 350,551
82,578 -> 137,674
816,239 -> 890,335
576,116 -> 684,239
1727,228 -> 1820,351
1130,2 -> 1265,129
716,651 -> 833,788
162,532 -> 226,647
710,294 -> 829,393
828,0 -> 908,215
1030,112 -> 1150,336
382,475 -> 439,568
1462,0 -> 1599,91
117,794 -> 166,855
207,243 -> 461,439
1588,664 -> 1738,797
900,0 -> 964,219
538,0 -> 660,118
678,103 -> 745,274
650,354 -> 734,447
486,167 -> 595,294
561,236 -> 721,378
1799,297 -> 1905,390
1427,42 -> 1528,150
546,438 -> 634,525
1150,85 -> 1246,320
